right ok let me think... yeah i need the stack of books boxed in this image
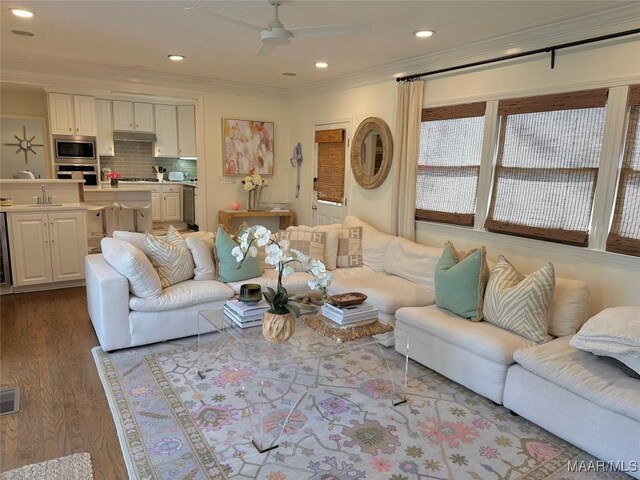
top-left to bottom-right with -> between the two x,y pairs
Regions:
320,302 -> 378,325
224,299 -> 269,328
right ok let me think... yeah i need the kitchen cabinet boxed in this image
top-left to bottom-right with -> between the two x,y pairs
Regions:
177,105 -> 197,158
48,93 -> 96,136
96,99 -> 114,156
154,105 -> 178,157
113,101 -> 155,133
149,184 -> 181,221
8,209 -> 86,287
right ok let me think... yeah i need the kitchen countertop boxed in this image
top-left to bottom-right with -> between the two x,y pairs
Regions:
92,181 -> 197,188
0,202 -> 87,213
85,184 -> 157,192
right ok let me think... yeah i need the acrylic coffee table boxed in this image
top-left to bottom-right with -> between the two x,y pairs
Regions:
197,308 -> 409,453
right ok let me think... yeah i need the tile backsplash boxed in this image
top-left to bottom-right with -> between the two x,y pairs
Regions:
100,141 -> 197,179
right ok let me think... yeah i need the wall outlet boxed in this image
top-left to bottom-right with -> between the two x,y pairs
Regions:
219,177 -> 236,184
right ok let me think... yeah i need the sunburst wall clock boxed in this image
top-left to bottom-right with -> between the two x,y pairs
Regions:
4,125 -> 44,164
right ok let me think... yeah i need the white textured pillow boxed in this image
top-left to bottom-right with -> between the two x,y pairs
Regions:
112,230 -> 148,251
343,216 -> 394,272
186,236 -> 216,281
100,237 -> 161,299
145,227 -> 195,288
547,277 -> 590,337
570,306 -> 640,374
384,236 -> 442,291
286,225 -> 339,270
484,256 -> 555,344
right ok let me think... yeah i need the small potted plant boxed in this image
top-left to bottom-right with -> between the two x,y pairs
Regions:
233,225 -> 333,342
108,171 -> 122,188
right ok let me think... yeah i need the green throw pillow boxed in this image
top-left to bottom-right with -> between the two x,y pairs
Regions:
215,225 -> 262,283
434,241 -> 489,321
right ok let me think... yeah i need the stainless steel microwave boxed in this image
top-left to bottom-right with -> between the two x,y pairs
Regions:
54,135 -> 97,163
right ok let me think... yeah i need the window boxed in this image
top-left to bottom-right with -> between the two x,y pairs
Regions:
416,102 -> 485,226
315,129 -> 345,203
485,89 -> 608,246
607,85 -> 640,256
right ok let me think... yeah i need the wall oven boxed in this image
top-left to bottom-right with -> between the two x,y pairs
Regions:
54,135 -> 97,163
55,164 -> 99,186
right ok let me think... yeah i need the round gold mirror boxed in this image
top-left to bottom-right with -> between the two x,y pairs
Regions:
350,117 -> 393,189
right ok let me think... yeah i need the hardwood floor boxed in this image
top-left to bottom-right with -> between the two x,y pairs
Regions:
0,287 -> 127,479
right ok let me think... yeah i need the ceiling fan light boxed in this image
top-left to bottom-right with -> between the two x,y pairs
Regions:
168,54 -> 185,61
414,30 -> 435,38
10,8 -> 35,18
261,27 -> 291,45
315,62 -> 329,69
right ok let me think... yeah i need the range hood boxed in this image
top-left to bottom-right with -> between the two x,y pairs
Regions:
113,131 -> 157,142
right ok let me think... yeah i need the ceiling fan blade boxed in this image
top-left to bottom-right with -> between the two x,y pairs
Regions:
184,6 -> 264,32
256,43 -> 277,57
289,23 -> 370,38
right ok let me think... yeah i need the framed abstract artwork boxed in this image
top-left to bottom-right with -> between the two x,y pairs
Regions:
222,118 -> 274,175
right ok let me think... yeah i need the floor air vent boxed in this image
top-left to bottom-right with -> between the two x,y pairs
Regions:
0,387 -> 20,415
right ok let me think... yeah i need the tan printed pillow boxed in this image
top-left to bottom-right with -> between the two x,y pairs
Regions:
275,230 -> 326,272
145,226 -> 195,288
336,226 -> 363,268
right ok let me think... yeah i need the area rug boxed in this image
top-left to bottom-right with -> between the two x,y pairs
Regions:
0,453 -> 93,480
92,334 -> 631,480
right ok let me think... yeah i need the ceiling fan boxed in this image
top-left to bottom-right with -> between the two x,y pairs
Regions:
185,1 -> 371,57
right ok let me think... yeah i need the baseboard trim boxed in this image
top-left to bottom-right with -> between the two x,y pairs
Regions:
12,279 -> 85,293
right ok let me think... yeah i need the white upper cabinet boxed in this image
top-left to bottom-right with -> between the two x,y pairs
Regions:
177,105 -> 197,158
96,99 -> 114,156
112,101 -> 134,131
154,104 -> 178,157
133,103 -> 154,132
48,93 -> 96,136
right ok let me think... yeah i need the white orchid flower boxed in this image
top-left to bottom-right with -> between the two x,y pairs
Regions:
278,239 -> 290,255
254,226 -> 271,247
231,246 -> 244,262
265,243 -> 283,265
281,264 -> 294,277
317,272 -> 334,287
239,232 -> 249,250
309,260 -> 326,276
248,245 -> 258,257
308,277 -> 318,290
291,248 -> 310,265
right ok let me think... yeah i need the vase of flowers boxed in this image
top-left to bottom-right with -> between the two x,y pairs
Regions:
108,171 -> 122,187
233,225 -> 333,342
242,174 -> 267,211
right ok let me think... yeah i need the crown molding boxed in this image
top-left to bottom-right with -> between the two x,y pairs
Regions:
1,4 -> 638,100
286,4 -> 640,98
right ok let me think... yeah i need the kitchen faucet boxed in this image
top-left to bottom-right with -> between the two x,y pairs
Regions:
36,185 -> 52,205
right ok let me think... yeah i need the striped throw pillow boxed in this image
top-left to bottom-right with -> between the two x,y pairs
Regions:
145,225 -> 195,288
484,256 -> 555,343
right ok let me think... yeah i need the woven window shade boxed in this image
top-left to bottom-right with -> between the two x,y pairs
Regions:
315,129 -> 345,203
486,94 -> 607,247
607,99 -> 640,256
416,103 -> 485,226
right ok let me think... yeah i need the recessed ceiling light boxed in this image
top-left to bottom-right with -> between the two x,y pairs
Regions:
414,30 -> 435,38
168,54 -> 185,61
315,61 -> 329,69
10,8 -> 35,18
11,30 -> 34,36
281,72 -> 297,76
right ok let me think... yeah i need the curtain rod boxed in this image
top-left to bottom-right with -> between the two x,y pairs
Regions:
396,28 -> 640,82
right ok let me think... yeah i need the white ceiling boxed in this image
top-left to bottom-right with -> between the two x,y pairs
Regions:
1,1 -> 638,93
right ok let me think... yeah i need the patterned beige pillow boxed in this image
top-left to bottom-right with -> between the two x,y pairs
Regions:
145,226 -> 195,288
275,230 -> 326,272
336,226 -> 363,268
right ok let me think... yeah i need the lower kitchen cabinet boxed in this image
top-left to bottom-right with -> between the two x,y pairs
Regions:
8,209 -> 87,287
162,192 -> 181,221
150,184 -> 182,222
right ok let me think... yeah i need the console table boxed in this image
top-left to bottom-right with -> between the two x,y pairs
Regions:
218,209 -> 295,232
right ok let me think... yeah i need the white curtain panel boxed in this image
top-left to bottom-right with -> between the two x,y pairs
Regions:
391,80 -> 424,240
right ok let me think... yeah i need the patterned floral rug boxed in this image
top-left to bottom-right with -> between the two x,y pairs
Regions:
92,332 -> 630,480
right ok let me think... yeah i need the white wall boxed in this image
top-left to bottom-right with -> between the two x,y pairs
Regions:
287,39 -> 640,315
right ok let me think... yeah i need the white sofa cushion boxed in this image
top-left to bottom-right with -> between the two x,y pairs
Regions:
129,279 -> 233,312
112,230 -> 147,251
547,277 -> 590,337
226,269 -> 313,295
569,306 -> 640,375
397,305 -> 537,364
186,236 -> 216,281
343,215 -> 394,272
383,237 -> 442,291
514,336 -> 640,422
328,271 -> 435,314
100,237 -> 161,299
286,225 -> 340,270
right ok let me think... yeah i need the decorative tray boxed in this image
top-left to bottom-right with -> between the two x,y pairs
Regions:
328,292 -> 367,307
